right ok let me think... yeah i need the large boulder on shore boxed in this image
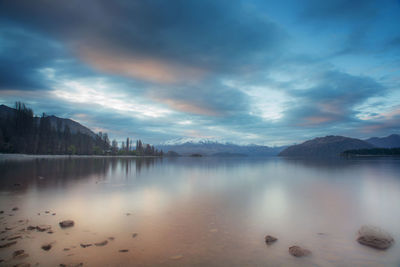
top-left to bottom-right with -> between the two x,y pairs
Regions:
357,225 -> 394,250
59,220 -> 74,228
289,246 -> 311,257
265,235 -> 278,244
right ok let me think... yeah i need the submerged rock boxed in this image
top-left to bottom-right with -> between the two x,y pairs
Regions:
13,249 -> 29,259
42,243 -> 52,251
7,235 -> 22,241
357,225 -> 394,250
0,241 -> 17,248
289,246 -> 311,257
36,225 -> 51,232
94,240 -> 108,246
265,235 -> 278,244
59,220 -> 74,228
59,263 -> 83,267
13,249 -> 25,257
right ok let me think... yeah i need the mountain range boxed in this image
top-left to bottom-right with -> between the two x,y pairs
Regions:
156,137 -> 286,156
2,103 -> 399,157
278,134 -> 400,157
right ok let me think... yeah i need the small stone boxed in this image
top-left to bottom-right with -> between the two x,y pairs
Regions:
108,237 -> 115,241
289,246 -> 311,257
47,231 -> 54,234
36,225 -> 51,232
0,211 -> 3,214
94,240 -> 108,246
52,213 -> 56,216
126,213 -> 131,216
265,235 -> 278,244
80,243 -> 92,248
27,226 -> 36,231
13,249 -> 25,257
170,255 -> 184,260
7,235 -> 22,241
59,263 -> 83,267
132,233 -> 138,238
45,211 -> 50,214
12,207 -> 19,211
13,249 -> 29,259
119,249 -> 129,252
63,248 -> 70,251
357,225 -> 394,250
42,243 -> 52,251
59,220 -> 74,228
0,241 -> 17,248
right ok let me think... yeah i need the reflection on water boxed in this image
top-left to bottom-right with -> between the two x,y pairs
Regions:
0,156 -> 399,266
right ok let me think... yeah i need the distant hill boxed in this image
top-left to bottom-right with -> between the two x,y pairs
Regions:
342,147 -> 400,156
156,138 -> 286,157
366,134 -> 400,148
0,104 -> 96,138
0,103 -> 109,154
279,135 -> 374,157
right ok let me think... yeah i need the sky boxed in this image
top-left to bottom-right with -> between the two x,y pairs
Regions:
0,0 -> 400,146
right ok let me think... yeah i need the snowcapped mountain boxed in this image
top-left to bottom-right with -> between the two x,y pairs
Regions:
159,137 -> 229,146
156,137 -> 287,156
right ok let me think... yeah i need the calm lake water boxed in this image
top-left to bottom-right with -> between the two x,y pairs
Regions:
0,156 -> 399,266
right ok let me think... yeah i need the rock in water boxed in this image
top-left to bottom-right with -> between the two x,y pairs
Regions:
289,246 -> 311,257
41,243 -> 52,251
13,250 -> 25,258
357,225 -> 394,250
94,240 -> 108,246
265,235 -> 278,244
59,220 -> 74,228
13,249 -> 29,259
36,225 -> 51,232
0,241 -> 17,248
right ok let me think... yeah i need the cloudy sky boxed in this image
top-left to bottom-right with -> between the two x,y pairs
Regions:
0,0 -> 399,145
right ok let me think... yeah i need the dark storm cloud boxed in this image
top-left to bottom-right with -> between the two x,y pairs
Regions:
0,27 -> 58,90
300,0 -> 378,22
0,0 -> 286,77
284,70 -> 387,127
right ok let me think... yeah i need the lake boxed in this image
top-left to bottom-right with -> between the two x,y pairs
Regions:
0,156 -> 399,266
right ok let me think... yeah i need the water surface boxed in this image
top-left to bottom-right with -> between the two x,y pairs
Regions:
0,156 -> 399,266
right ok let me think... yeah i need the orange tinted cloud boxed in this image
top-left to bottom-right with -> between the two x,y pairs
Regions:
156,98 -> 220,116
78,47 -> 206,84
296,115 -> 335,126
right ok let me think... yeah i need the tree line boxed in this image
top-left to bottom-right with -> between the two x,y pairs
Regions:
0,102 -> 163,156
